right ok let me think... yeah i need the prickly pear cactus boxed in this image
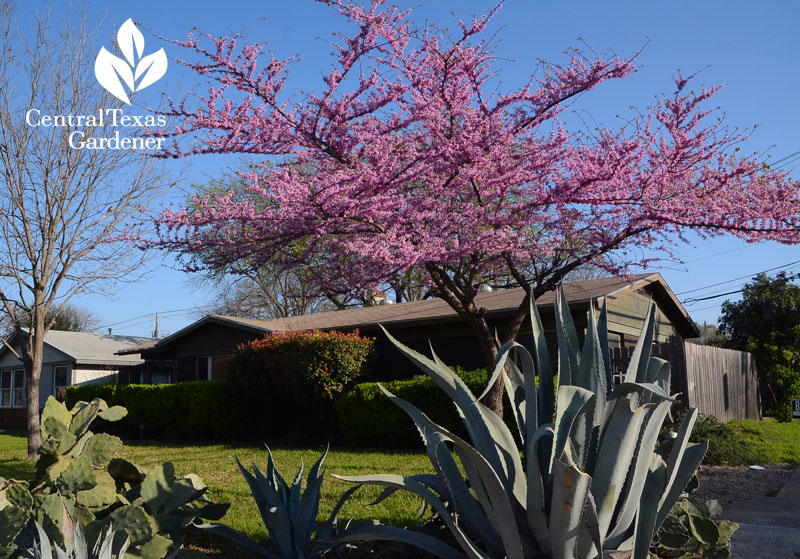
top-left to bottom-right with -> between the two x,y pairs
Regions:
0,397 -> 229,559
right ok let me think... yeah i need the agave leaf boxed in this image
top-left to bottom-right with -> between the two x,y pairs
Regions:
292,450 -> 328,549
479,341 -> 517,403
380,328 -> 488,441
577,492 -> 603,559
383,384 -> 527,557
316,483 -> 362,541
608,382 -> 674,403
550,457 -> 592,559
605,399 -> 673,546
448,445 -> 506,554
265,448 -> 288,503
624,304 -> 656,384
235,457 -> 293,558
576,305 -> 607,401
653,361 -> 671,401
379,330 -> 526,503
507,344 -> 539,453
633,455 -> 667,559
293,473 -> 323,548
525,425 -> 554,556
550,385 -> 595,472
555,286 -> 580,387
659,409 -> 698,513
529,294 -> 555,426
188,523 -> 279,559
336,520 -> 468,559
592,399 -> 651,538
333,473 -> 489,559
287,459 -> 304,526
597,301 -> 614,398
377,385 -> 509,553
656,442 -> 707,530
644,358 -> 668,386
503,358 -> 528,446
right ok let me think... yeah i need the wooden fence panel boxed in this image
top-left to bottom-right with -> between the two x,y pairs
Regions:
609,341 -> 760,420
683,343 -> 761,421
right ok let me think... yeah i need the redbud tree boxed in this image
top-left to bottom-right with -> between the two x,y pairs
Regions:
154,1 -> 800,414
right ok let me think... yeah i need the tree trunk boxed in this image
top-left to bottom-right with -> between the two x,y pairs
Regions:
23,324 -> 44,460
476,293 -> 532,417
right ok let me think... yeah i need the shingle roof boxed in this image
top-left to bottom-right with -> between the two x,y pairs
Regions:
120,273 -> 694,357
2,331 -> 154,365
214,273 -> 657,332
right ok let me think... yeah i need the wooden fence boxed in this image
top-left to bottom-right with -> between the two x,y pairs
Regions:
610,341 -> 761,420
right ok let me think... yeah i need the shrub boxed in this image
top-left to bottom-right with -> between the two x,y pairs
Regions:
226,329 -> 374,441
665,410 -> 756,466
335,368 -> 489,447
66,381 -> 241,440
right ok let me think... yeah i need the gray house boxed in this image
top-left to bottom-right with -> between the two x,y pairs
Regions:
0,331 -> 152,429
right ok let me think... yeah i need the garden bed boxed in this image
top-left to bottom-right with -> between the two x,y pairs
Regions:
691,464 -> 794,507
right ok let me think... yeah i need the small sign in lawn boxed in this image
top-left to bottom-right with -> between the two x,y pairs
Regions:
793,399 -> 800,419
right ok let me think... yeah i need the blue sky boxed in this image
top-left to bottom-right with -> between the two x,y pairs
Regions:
19,1 -> 800,337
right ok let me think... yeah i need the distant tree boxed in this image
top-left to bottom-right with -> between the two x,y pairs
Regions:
687,322 -> 726,346
154,1 -> 800,415
2,304 -> 101,336
0,6 -> 167,458
718,272 -> 800,421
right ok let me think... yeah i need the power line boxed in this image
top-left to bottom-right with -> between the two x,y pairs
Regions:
98,303 -> 217,330
769,149 -> 800,166
674,259 -> 800,295
775,154 -> 800,170
682,270 -> 800,306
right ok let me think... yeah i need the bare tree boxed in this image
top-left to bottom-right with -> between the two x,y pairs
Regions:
0,5 -> 168,458
196,267 -> 340,319
2,303 -> 101,336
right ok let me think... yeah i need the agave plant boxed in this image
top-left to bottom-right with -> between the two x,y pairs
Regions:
27,521 -> 128,559
334,287 -> 707,559
190,448 -> 359,559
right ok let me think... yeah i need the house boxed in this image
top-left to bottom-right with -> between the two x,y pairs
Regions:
119,273 -> 698,383
0,330 -> 153,429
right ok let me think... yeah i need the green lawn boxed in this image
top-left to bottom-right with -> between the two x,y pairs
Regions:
0,431 -> 433,545
730,418 -> 800,467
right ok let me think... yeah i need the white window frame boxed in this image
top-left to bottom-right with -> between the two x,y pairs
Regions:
0,369 -> 25,408
53,364 -> 71,402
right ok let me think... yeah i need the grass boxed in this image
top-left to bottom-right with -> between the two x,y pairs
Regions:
0,430 -> 433,545
729,418 -> 800,467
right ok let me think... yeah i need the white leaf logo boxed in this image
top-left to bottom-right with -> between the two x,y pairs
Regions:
94,18 -> 168,105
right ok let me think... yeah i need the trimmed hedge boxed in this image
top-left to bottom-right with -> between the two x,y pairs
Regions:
66,381 -> 241,440
335,368 -> 515,447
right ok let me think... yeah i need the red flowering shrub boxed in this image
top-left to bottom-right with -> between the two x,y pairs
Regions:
227,329 -> 374,441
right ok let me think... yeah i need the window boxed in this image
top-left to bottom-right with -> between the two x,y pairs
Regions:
1,370 -> 24,408
196,356 -> 211,381
54,365 -> 70,402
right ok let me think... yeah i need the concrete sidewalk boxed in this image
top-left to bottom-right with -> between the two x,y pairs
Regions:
723,467 -> 800,558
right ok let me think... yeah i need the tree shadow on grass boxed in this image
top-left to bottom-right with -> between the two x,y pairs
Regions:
0,457 -> 33,480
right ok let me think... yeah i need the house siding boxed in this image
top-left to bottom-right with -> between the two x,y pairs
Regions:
73,365 -> 118,386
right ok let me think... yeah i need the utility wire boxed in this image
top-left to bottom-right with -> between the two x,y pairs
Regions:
674,259 -> 800,295
769,150 -> 800,166
682,270 -> 800,305
98,303 -> 217,330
